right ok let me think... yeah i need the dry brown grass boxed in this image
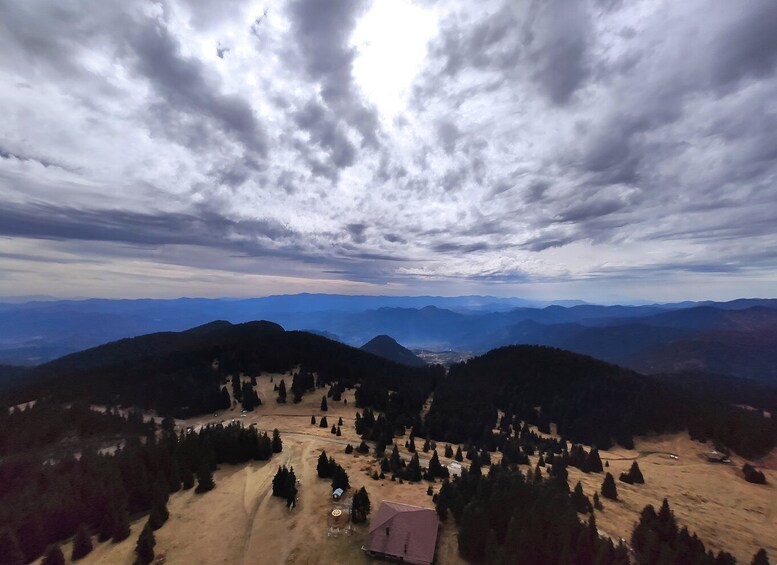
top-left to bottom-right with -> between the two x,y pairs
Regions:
41,373 -> 775,564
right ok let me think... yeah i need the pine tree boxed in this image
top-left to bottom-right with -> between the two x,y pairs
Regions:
331,424 -> 337,434
601,472 -> 618,500
317,450 -> 331,478
620,461 -> 645,484
572,481 -> 593,514
445,444 -> 454,458
593,492 -> 604,511
345,443 -> 353,454
455,446 -> 464,462
277,379 -> 287,403
338,417 -> 343,426
272,429 -> 283,453
351,487 -> 372,523
311,415 -> 316,425
71,525 -> 93,561
112,504 -> 131,542
321,396 -> 328,411
0,529 -> 25,565
319,416 -> 328,428
134,523 -> 155,565
752,549 -> 770,565
336,426 -> 341,436
42,544 -> 65,565
405,453 -> 423,482
195,462 -> 215,494
331,464 -> 350,492
423,438 -> 431,452
181,464 -> 195,490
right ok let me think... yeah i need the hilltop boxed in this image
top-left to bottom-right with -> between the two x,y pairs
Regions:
360,335 -> 426,367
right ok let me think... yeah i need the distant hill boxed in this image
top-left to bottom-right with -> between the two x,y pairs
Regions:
360,335 -> 426,367
10,321 -> 441,419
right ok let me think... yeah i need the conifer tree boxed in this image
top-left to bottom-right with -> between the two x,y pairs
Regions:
351,487 -> 372,523
112,504 -> 131,542
134,523 -> 155,565
331,465 -> 350,492
593,492 -> 604,511
345,443 -> 353,454
331,424 -> 337,434
42,544 -> 65,565
752,549 -> 770,565
357,440 -> 369,453
454,446 -> 463,462
71,525 -> 93,561
320,396 -> 328,411
272,429 -> 283,453
338,416 -> 343,426
601,473 -> 618,500
572,481 -> 593,514
195,462 -> 215,494
423,438 -> 431,452
405,453 -> 422,482
181,464 -> 195,490
319,416 -> 328,428
317,451 -> 331,478
277,379 -> 287,403
0,529 -> 25,565
336,426 -> 341,436
311,415 -> 316,425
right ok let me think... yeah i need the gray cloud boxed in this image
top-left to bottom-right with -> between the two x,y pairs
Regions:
1,0 -> 776,300
127,18 -> 268,157
287,0 -> 380,147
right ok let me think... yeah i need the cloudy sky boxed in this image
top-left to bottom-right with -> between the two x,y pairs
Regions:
1,0 -> 776,303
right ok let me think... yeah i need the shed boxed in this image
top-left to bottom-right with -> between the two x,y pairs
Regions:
705,451 -> 730,463
447,461 -> 463,476
332,488 -> 344,500
363,501 -> 439,565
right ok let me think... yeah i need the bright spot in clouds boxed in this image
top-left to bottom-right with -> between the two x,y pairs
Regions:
352,0 -> 437,119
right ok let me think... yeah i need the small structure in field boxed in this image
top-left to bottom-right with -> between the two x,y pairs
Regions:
331,508 -> 344,525
447,461 -> 463,476
705,450 -> 731,463
363,501 -> 439,565
332,488 -> 344,501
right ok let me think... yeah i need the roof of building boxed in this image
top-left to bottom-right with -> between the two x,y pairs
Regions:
364,502 -> 439,565
333,488 -> 344,497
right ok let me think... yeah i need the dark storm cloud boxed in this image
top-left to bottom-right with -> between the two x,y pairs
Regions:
0,202 -> 292,251
287,0 -> 380,147
127,19 -> 268,157
293,100 -> 356,169
345,223 -> 367,244
426,1 -> 592,105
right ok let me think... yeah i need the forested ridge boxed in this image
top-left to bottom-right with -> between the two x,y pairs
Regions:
424,345 -> 777,458
6,321 -> 440,421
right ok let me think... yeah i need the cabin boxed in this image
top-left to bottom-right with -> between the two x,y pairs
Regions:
447,461 -> 463,477
332,488 -> 344,501
363,501 -> 439,565
705,450 -> 731,463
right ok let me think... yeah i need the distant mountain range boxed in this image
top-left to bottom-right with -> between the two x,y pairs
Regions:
360,335 -> 426,367
1,295 -> 776,383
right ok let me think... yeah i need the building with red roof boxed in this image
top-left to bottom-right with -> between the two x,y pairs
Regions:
362,501 -> 439,565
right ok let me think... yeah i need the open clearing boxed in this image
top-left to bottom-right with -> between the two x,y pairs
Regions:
43,372 -> 776,564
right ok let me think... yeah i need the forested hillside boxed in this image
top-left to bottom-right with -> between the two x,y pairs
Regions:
8,321 -> 441,422
423,346 -> 777,458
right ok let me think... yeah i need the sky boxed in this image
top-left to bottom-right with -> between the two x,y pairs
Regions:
1,0 -> 776,303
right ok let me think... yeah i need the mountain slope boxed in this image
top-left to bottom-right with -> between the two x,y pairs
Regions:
423,345 -> 777,458
360,335 -> 426,367
11,321 -> 441,419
